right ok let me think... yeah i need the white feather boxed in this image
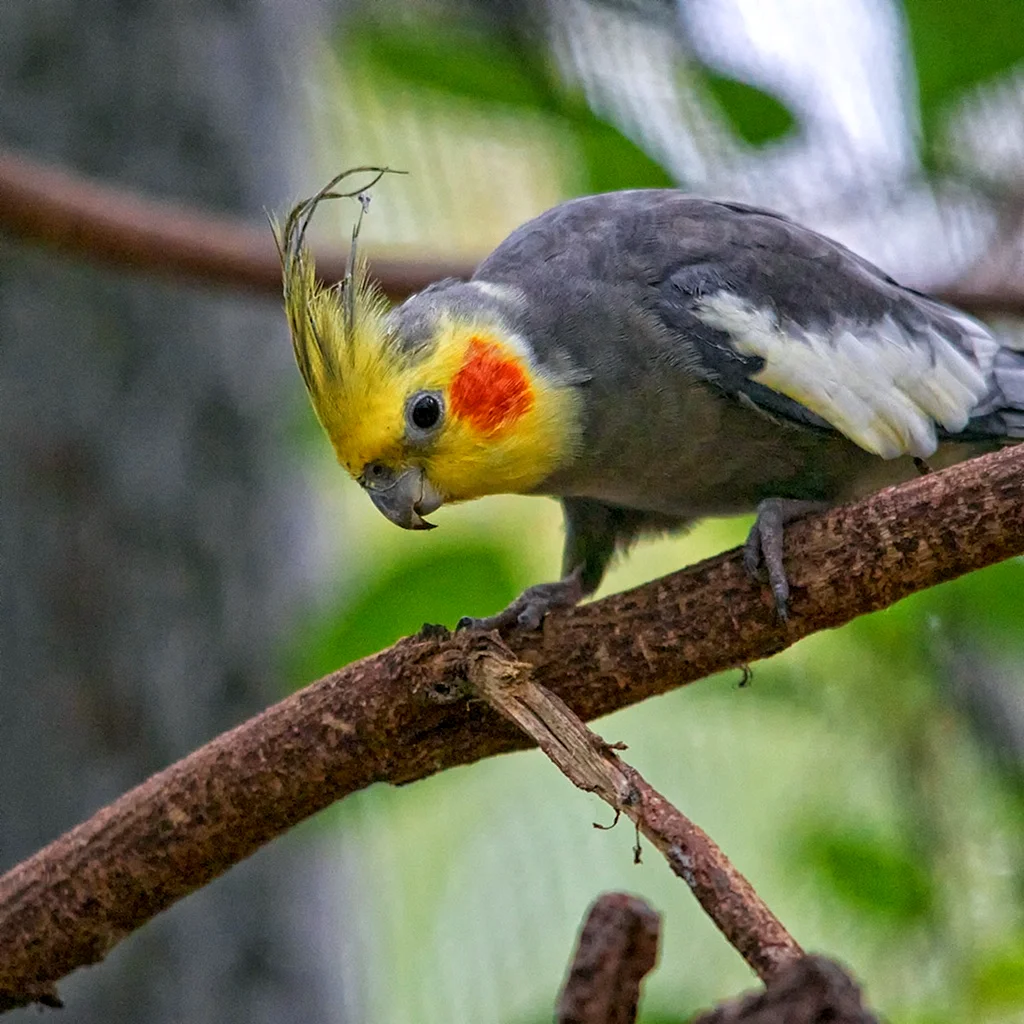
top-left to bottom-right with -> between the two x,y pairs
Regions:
696,292 -> 992,459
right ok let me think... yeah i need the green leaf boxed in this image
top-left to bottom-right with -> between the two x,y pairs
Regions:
901,0 -> 1024,141
965,936 -> 1024,1011
340,18 -> 675,192
700,70 -> 797,145
342,21 -> 558,114
795,823 -> 936,926
284,541 -> 524,685
570,109 -> 676,192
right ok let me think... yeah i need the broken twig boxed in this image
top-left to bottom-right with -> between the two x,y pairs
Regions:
465,641 -> 803,983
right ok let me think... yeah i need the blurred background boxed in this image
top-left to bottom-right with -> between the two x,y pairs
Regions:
1,0 -> 1023,1021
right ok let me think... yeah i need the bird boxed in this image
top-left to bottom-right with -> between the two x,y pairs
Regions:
277,171 -> 1023,630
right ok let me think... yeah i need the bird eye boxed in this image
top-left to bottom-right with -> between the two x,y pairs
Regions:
407,391 -> 443,433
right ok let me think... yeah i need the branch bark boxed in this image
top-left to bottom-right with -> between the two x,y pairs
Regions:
691,956 -> 878,1024
0,444 -> 1022,1010
556,893 -> 661,1024
2,148 -> 1023,314
0,150 -> 462,301
467,642 -> 802,982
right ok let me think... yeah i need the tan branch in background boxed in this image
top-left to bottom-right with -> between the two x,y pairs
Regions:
0,150 -> 462,300
553,893 -> 875,1023
467,641 -> 802,982
0,444 -> 1021,1011
2,149 -> 1024,313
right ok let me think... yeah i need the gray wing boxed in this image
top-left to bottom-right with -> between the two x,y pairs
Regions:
654,201 -> 1007,458
479,191 -> 1014,459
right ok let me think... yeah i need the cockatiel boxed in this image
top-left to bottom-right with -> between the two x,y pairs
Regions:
278,171 -> 1023,629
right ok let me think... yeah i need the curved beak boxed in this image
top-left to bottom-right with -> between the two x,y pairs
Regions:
364,466 -> 443,531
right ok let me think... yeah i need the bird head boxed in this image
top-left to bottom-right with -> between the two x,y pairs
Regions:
276,173 -> 580,530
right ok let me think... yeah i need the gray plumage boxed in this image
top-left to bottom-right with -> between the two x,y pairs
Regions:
390,189 -> 1022,621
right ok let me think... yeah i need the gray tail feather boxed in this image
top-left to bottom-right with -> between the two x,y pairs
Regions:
967,345 -> 1024,439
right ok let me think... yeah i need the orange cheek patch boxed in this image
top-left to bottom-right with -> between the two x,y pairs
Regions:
449,338 -> 533,434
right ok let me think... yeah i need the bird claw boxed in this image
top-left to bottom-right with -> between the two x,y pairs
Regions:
744,499 -> 830,621
456,608 -> 522,633
456,570 -> 585,634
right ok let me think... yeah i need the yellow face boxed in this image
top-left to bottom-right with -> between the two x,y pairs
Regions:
279,207 -> 581,526
323,312 -> 580,503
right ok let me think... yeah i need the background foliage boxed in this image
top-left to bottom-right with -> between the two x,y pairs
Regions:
285,2 -> 1024,1021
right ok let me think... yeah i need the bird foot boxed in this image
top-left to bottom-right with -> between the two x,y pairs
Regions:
743,499 -> 830,620
457,568 -> 585,632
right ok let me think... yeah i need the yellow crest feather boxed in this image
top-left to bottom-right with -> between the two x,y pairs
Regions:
274,168 -> 403,474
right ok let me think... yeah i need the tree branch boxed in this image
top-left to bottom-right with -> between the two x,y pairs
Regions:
2,148 -> 1023,314
691,956 -> 878,1024
467,641 -> 802,982
0,149 -> 462,301
0,445 -> 1021,1011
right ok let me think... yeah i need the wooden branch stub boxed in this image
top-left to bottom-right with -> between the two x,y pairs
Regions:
691,955 -> 878,1024
557,893 -> 661,1024
468,642 -> 803,984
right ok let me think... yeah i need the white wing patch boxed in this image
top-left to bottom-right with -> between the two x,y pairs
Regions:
696,291 -> 992,459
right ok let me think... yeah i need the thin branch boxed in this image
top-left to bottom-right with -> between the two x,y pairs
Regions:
0,445 -> 1022,1011
0,150 -> 462,301
467,641 -> 802,982
556,893 -> 661,1024
2,148 -> 1023,314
